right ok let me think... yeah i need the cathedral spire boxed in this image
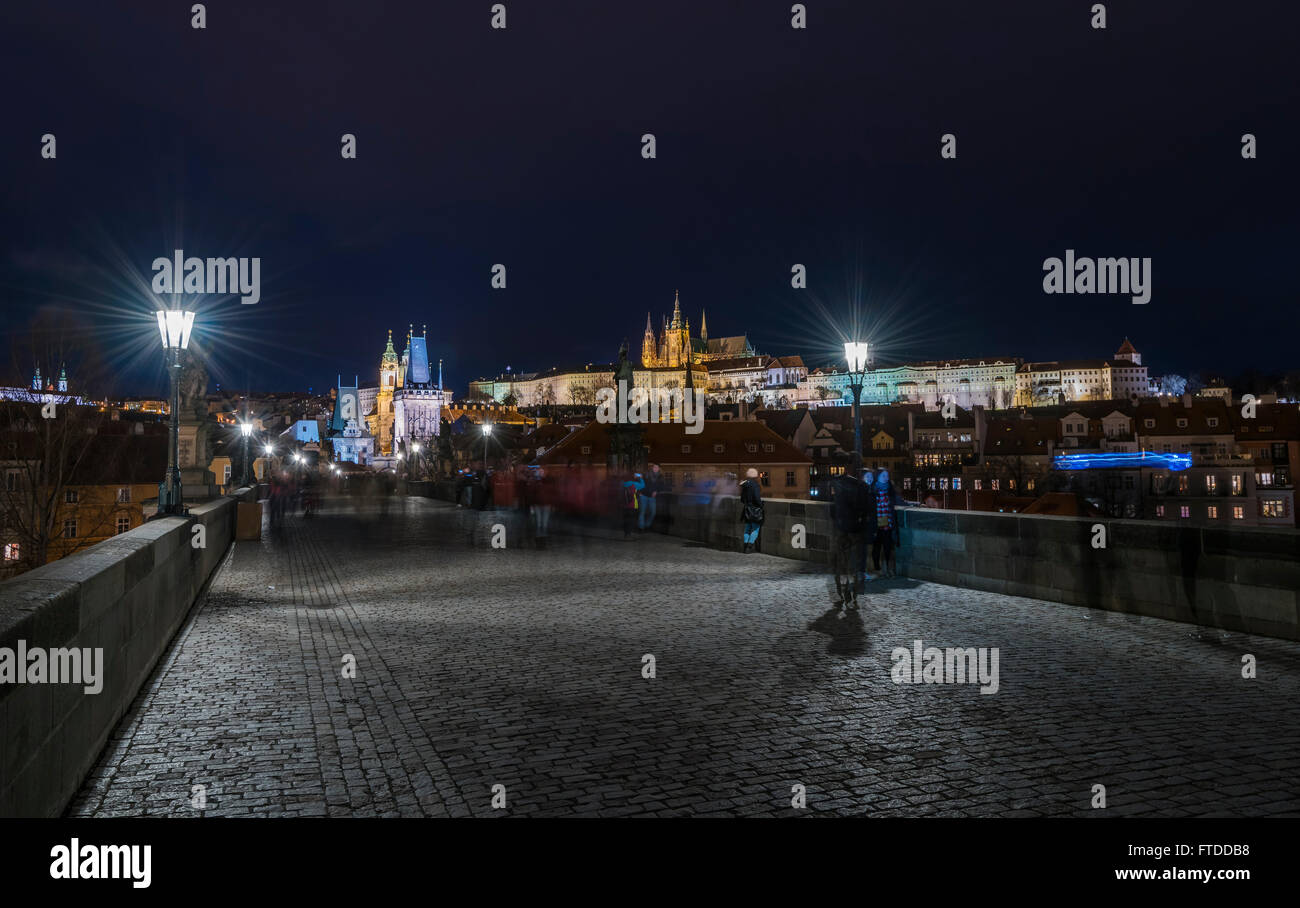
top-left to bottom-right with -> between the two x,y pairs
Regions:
700,310 -> 708,342
384,329 -> 396,356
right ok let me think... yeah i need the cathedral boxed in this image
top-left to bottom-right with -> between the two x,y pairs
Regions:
641,291 -> 756,369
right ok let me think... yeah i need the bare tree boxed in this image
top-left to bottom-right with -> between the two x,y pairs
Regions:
1,310 -> 126,575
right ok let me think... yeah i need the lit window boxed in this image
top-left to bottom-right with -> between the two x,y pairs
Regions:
3,543 -> 19,561
116,487 -> 131,503
973,479 -> 982,490
991,479 -> 1000,491
759,471 -> 770,487
1257,472 -> 1274,487
1205,475 -> 1217,493
953,478 -> 962,490
1156,505 -> 1165,517
1261,500 -> 1285,518
1179,506 -> 1190,518
1231,474 -> 1242,494
1207,506 -> 1218,519
1232,506 -> 1244,520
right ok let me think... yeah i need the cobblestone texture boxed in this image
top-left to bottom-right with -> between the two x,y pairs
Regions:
68,496 -> 1300,817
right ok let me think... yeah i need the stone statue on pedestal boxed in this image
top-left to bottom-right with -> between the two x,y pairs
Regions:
607,340 -> 643,473
176,348 -> 218,498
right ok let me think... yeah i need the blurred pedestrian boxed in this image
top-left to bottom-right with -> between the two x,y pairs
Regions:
638,463 -> 662,533
739,467 -> 764,554
621,471 -> 644,539
831,468 -> 877,606
872,469 -> 902,577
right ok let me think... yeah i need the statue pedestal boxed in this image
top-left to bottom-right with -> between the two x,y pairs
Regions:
178,420 -> 218,501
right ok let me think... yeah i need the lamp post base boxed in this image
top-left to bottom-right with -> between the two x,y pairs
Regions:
155,471 -> 189,517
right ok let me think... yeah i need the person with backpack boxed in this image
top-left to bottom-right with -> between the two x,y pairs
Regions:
872,469 -> 903,577
831,468 -> 877,606
739,467 -> 764,554
621,471 -> 644,539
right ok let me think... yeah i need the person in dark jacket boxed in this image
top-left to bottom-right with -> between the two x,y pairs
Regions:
871,469 -> 903,577
739,467 -> 764,553
831,469 -> 878,604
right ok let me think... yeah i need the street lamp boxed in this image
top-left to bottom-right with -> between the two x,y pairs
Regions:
482,422 -> 493,472
844,341 -> 871,475
239,421 -> 253,486
155,306 -> 196,516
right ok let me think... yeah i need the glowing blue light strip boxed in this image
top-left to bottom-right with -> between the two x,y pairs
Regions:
1053,451 -> 1192,471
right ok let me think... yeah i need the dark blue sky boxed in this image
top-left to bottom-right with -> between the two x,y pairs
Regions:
2,0 -> 1296,396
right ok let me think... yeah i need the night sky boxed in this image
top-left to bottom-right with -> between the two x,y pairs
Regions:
2,0 -> 1297,397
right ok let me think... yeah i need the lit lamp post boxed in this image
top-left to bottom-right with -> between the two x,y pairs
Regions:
239,421 -> 253,486
263,444 -> 274,482
844,341 -> 871,476
155,306 -> 196,516
481,423 -> 493,472
411,441 -> 421,481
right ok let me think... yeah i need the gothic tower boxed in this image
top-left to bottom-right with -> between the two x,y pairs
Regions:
399,324 -> 413,388
641,312 -> 657,368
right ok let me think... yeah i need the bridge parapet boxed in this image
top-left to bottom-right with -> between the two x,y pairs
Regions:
656,493 -> 1300,641
0,487 -> 256,817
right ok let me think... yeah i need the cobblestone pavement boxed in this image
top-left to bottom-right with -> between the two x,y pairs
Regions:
69,496 -> 1300,817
